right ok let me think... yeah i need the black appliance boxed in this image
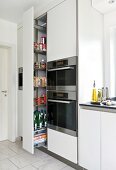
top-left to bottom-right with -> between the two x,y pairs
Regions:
47,56 -> 78,137
47,56 -> 76,91
18,67 -> 23,90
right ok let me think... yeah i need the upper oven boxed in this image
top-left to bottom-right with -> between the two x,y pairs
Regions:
47,56 -> 77,91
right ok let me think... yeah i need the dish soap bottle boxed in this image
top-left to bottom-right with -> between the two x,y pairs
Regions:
92,80 -> 97,102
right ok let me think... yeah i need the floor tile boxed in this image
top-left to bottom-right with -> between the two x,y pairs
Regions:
9,155 -> 31,168
0,159 -> 18,170
9,144 -> 26,154
0,140 -> 74,170
37,161 -> 67,170
34,149 -> 51,159
19,152 -> 41,164
61,166 -> 76,170
32,156 -> 67,170
20,165 -> 37,170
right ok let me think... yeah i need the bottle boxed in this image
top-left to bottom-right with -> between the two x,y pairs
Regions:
37,110 -> 41,128
44,110 -> 47,127
34,115 -> 37,130
34,110 -> 38,130
39,110 -> 44,128
102,87 -> 106,101
39,113 -> 42,129
92,80 -> 97,102
41,110 -> 44,126
97,89 -> 102,102
106,87 -> 109,100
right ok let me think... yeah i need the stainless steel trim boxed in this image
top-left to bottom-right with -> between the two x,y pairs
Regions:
48,124 -> 77,137
48,66 -> 74,72
47,90 -> 76,100
56,86 -> 76,91
47,86 -> 76,92
47,56 -> 77,68
48,99 -> 72,104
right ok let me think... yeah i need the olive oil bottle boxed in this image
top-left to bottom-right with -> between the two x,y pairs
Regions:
92,80 -> 97,102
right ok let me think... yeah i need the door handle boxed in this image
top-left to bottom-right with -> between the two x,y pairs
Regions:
47,66 -> 74,72
48,99 -> 72,104
1,90 -> 7,93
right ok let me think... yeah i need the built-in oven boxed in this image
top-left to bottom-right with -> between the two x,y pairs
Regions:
47,56 -> 77,91
47,91 -> 77,137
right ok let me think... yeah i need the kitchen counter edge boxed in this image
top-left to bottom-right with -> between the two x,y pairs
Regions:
79,102 -> 116,113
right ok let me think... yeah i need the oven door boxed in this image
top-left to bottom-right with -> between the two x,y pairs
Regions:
47,65 -> 76,91
47,99 -> 77,136
47,56 -> 77,91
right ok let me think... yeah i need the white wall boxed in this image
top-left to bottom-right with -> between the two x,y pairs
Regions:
0,18 -> 17,45
0,18 -> 17,140
104,11 -> 116,97
78,0 -> 104,103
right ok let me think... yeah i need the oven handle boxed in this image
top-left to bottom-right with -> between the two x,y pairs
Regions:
47,66 -> 74,72
48,99 -> 72,104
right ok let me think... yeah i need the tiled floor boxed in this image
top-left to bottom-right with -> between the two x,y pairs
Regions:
0,140 -> 75,170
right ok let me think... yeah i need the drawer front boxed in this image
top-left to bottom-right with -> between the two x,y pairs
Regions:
48,128 -> 77,163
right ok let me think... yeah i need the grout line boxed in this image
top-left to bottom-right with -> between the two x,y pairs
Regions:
7,158 -> 20,169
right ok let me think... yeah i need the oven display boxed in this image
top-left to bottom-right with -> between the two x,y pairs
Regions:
53,92 -> 68,99
56,60 -> 68,67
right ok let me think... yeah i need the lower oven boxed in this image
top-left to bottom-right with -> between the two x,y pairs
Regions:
47,91 -> 77,137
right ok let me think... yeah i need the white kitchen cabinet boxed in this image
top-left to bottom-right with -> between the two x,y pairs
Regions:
22,1 -> 78,159
79,108 -> 100,170
48,128 -> 77,163
101,111 -> 116,170
23,7 -> 47,154
23,7 -> 34,154
47,0 -> 77,62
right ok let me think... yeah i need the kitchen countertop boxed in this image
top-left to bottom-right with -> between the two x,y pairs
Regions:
79,102 -> 116,110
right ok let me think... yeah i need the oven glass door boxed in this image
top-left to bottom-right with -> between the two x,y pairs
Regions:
48,99 -> 76,131
47,65 -> 76,91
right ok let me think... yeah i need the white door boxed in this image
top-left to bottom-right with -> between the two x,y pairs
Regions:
0,47 -> 8,141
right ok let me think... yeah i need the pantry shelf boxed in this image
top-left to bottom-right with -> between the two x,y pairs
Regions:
34,68 -> 46,71
34,86 -> 46,88
34,49 -> 46,55
33,13 -> 47,149
34,127 -> 47,133
34,24 -> 46,33
34,104 -> 46,107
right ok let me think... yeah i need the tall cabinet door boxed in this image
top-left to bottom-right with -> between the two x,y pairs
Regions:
23,7 -> 34,154
79,108 -> 100,170
101,112 -> 116,170
47,0 -> 77,62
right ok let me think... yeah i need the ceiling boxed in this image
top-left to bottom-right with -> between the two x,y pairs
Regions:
0,0 -> 54,24
92,0 -> 116,13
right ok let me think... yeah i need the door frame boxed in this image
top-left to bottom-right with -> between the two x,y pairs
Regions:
0,41 -> 17,142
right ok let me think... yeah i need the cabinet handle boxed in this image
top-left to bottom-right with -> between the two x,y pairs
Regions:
47,66 -> 74,72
